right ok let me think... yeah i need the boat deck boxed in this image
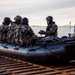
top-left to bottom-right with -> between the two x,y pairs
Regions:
0,56 -> 75,75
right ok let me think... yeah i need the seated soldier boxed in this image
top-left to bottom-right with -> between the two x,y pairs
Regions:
39,16 -> 58,37
17,17 -> 38,46
7,15 -> 22,44
0,17 -> 12,43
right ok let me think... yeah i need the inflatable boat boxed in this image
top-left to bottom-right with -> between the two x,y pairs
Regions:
0,36 -> 75,63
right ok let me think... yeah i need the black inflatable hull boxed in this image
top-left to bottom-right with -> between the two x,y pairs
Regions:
0,41 -> 75,63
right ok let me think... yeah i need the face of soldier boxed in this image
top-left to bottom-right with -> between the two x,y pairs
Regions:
47,20 -> 51,25
47,20 -> 52,25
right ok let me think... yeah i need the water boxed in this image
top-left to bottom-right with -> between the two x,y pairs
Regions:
31,26 -> 74,37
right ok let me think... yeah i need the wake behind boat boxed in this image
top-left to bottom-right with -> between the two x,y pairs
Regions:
0,36 -> 75,63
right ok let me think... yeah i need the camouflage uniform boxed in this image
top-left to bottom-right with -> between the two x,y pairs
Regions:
0,17 -> 11,43
0,24 -> 9,42
7,23 -> 15,43
7,15 -> 22,44
16,24 -> 38,46
14,17 -> 38,46
7,23 -> 20,44
46,22 -> 58,36
17,24 -> 34,45
39,16 -> 58,37
14,23 -> 21,44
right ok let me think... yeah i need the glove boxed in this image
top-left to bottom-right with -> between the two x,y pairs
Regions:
38,30 -> 46,34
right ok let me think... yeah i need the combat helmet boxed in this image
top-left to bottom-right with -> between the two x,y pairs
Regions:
14,15 -> 22,21
22,17 -> 29,24
46,16 -> 53,21
4,17 -> 11,23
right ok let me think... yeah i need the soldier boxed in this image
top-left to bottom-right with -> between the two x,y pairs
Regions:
39,16 -> 58,37
0,17 -> 12,43
7,15 -> 22,44
18,17 -> 38,46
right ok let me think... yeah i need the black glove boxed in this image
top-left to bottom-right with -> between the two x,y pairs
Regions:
38,30 -> 46,34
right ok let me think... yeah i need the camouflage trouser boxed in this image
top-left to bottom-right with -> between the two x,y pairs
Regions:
14,31 -> 20,45
14,32 -> 38,46
0,34 -> 8,43
8,37 -> 15,44
19,35 -> 38,46
15,35 -> 31,46
7,32 -> 15,44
